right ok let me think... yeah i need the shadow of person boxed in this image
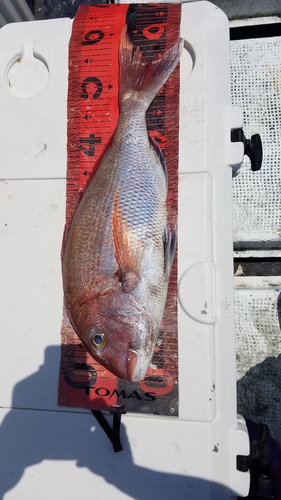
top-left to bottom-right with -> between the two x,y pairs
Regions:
0,345 -> 241,499
237,353 -> 281,444
237,352 -> 281,500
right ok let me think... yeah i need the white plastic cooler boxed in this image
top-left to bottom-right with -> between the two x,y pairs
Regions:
0,2 -> 249,498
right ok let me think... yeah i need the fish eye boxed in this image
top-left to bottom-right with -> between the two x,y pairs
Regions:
89,330 -> 106,349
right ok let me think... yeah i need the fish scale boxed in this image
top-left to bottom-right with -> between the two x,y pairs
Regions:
74,140 -> 166,297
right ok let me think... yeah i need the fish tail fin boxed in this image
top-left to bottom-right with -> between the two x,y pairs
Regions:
119,26 -> 183,110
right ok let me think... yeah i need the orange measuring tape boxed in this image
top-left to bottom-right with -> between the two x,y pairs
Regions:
58,3 -> 181,416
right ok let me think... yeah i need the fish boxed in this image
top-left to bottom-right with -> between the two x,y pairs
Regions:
62,26 -> 182,382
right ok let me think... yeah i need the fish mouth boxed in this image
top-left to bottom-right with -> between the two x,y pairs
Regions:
126,349 -> 139,382
126,349 -> 149,382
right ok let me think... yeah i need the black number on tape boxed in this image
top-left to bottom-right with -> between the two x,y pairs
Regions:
82,30 -> 104,46
79,133 -> 102,156
80,77 -> 103,100
64,363 -> 97,389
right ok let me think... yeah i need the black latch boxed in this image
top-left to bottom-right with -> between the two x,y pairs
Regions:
231,129 -> 263,172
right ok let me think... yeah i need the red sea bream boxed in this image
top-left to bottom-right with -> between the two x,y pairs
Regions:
62,27 -> 182,382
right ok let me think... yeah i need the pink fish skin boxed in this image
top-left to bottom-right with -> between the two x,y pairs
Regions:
62,27 -> 182,382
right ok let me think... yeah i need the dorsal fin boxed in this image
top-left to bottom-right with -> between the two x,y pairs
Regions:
149,134 -> 168,187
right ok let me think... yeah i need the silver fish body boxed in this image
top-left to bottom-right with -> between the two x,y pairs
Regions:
62,28 -> 181,381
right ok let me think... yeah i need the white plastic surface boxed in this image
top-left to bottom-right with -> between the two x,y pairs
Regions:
0,18 -> 70,180
0,3 -> 249,498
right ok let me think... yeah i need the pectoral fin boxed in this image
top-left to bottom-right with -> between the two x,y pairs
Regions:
112,191 -> 144,293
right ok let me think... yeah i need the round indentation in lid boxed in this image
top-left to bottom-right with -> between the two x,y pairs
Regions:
180,40 -> 195,83
178,261 -> 217,324
6,41 -> 49,98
